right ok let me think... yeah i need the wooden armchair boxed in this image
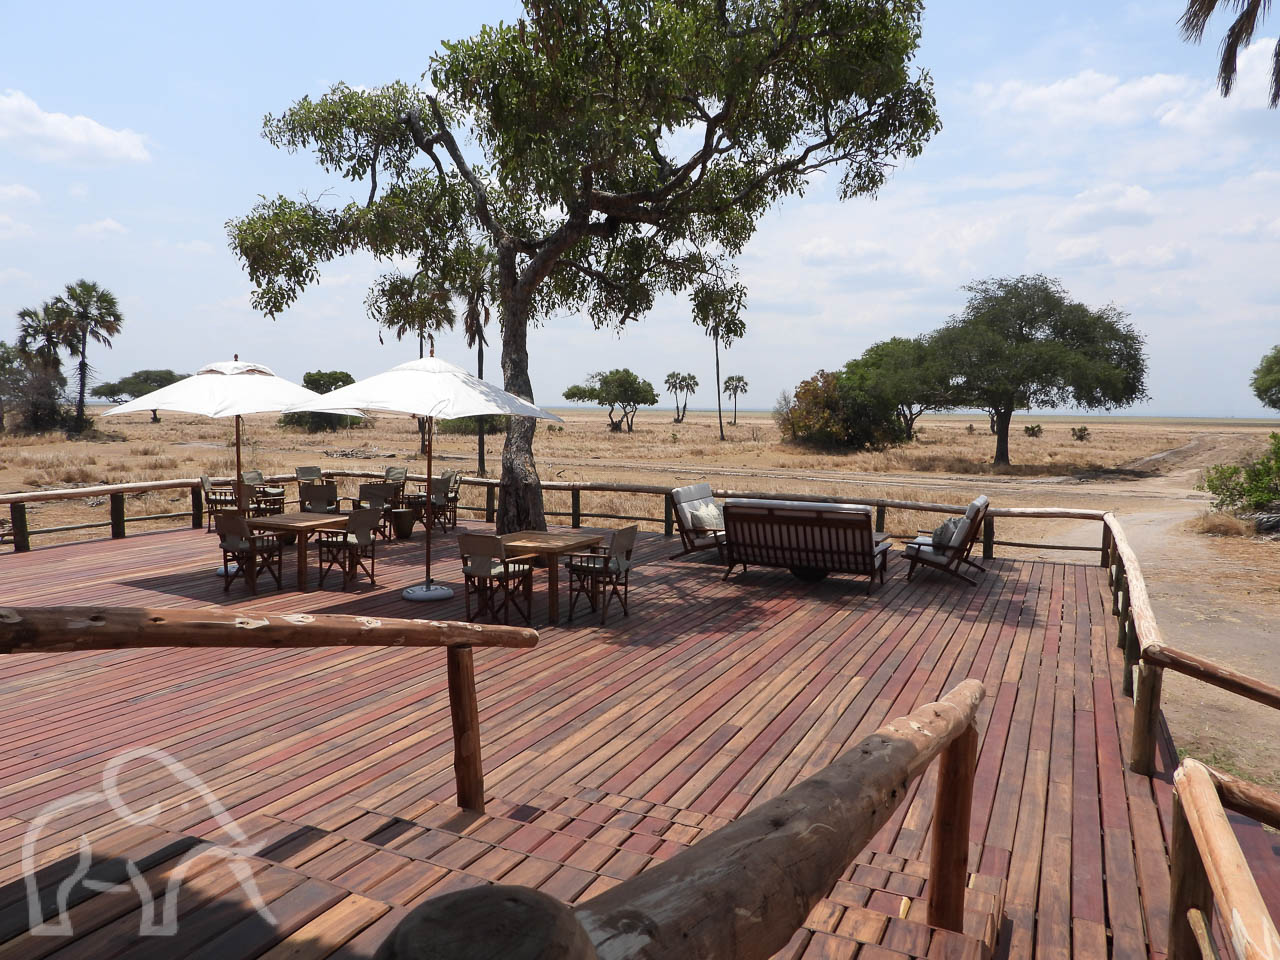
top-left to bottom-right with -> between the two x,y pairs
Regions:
200,475 -> 237,531
240,469 -> 285,515
565,525 -> 638,624
214,513 -> 283,594
316,508 -> 380,590
670,483 -> 726,560
299,481 -> 341,514
903,496 -> 990,586
458,533 -> 535,625
348,482 -> 398,539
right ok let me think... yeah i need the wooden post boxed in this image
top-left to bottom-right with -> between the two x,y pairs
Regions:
1122,616 -> 1140,697
1131,662 -> 1163,775
190,484 -> 203,530
982,515 -> 994,560
1112,573 -> 1126,616
571,489 -> 581,529
447,645 -> 485,812
663,495 -> 674,536
10,503 -> 30,553
1168,789 -> 1214,960
874,504 -> 886,534
485,486 -> 496,524
928,723 -> 978,934
1100,522 -> 1112,568
109,492 -> 126,539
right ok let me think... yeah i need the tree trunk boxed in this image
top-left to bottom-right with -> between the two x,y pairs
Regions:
74,329 -> 88,433
496,245 -> 546,534
732,395 -> 738,425
993,407 -> 1014,466
475,339 -> 486,476
150,409 -> 160,423
715,337 -> 724,441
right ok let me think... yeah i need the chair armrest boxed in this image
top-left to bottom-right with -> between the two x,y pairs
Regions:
503,552 -> 539,563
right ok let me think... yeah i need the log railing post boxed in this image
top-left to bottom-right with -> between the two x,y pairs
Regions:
1131,661 -> 1163,775
10,503 -> 30,553
190,484 -> 203,530
1123,615 -> 1140,697
109,492 -> 126,539
447,645 -> 485,812
663,494 -> 674,536
485,486 -> 496,525
928,723 -> 979,934
982,515 -> 994,560
875,504 -> 886,534
1100,522 -> 1112,568
571,489 -> 582,529
1168,788 -> 1214,960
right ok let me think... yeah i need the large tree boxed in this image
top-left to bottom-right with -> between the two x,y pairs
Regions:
1180,0 -> 1280,107
51,280 -> 124,433
1252,344 -> 1280,411
564,368 -> 658,432
693,281 -> 746,441
844,335 -> 951,440
228,1 -> 940,532
92,369 -> 185,422
933,275 -> 1148,466
457,245 -> 497,474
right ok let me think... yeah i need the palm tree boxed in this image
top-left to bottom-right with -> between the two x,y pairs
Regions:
51,280 -> 124,433
724,375 -> 749,425
457,248 -> 497,475
664,372 -> 684,422
14,304 -> 73,431
1181,0 -> 1280,106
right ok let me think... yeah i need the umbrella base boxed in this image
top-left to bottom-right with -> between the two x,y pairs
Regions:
215,564 -> 238,576
403,582 -> 455,602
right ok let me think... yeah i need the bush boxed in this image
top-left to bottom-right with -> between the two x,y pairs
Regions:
278,370 -> 361,433
438,415 -> 509,435
1024,424 -> 1043,438
1200,433 -> 1280,512
1070,426 -> 1091,442
788,370 -> 906,450
773,390 -> 797,440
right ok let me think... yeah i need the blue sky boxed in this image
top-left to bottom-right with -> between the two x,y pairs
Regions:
1,0 -> 1277,416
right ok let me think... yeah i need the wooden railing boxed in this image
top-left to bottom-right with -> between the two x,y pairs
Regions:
0,605 -> 538,813
376,679 -> 986,960
1,479 -> 206,551
1169,760 -> 1280,960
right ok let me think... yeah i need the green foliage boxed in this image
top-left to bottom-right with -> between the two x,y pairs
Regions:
723,375 -> 748,399
92,369 -> 184,406
47,280 -> 124,433
564,369 -> 658,432
279,370 -> 361,433
787,370 -> 906,450
1200,433 -> 1280,511
664,371 -> 698,422
0,338 -> 66,433
438,415 -> 509,436
1252,345 -> 1280,412
1023,424 -> 1043,438
844,335 -> 951,439
932,274 -> 1147,465
1070,425 -> 1091,442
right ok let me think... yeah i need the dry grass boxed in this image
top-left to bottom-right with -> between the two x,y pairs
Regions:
1184,511 -> 1255,538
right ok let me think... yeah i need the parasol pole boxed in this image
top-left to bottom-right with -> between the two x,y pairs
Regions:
425,414 -> 434,584
402,346 -> 453,602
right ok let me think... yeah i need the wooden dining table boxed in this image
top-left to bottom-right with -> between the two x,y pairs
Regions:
500,530 -> 605,623
249,511 -> 348,591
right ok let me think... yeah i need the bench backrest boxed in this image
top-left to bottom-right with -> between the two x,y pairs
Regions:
724,499 -> 878,574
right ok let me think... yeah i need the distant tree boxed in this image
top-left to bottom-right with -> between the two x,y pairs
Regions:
229,0 -> 942,533
1180,0 -> 1280,107
564,369 -> 658,433
693,282 -> 746,441
14,304 -> 71,431
788,370 -> 906,450
279,370 -> 359,433
845,336 -> 952,440
723,375 -> 749,426
16,303 -> 71,371
932,275 -> 1148,466
773,390 -> 797,441
0,342 -> 23,432
1252,344 -> 1280,411
50,280 -> 124,433
664,372 -> 699,424
92,369 -> 185,422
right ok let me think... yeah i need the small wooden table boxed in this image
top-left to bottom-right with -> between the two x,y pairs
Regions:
249,512 -> 348,591
501,530 -> 605,623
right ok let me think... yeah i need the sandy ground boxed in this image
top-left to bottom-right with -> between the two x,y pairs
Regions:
2,407 -> 1278,780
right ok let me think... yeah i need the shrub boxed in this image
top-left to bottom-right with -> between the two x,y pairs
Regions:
1070,426 -> 1091,442
1200,433 -> 1280,512
788,370 -> 906,450
966,423 -> 975,434
773,390 -> 797,440
278,370 -> 361,433
438,415 -> 509,435
1024,424 -> 1043,438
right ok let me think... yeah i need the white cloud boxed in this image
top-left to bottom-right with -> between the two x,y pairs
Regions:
0,183 -> 38,204
0,90 -> 150,164
74,217 -> 127,236
1054,237 -> 1107,266
1047,184 -> 1161,232
980,70 -> 1195,127
1111,243 -> 1192,270
0,213 -> 32,239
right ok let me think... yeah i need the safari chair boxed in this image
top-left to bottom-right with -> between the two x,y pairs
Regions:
564,525 -> 638,625
200,475 -> 237,531
670,483 -> 727,560
241,469 -> 285,515
384,465 -> 408,503
214,513 -> 283,594
316,507 -> 380,590
295,465 -> 323,488
299,481 -> 341,514
349,482 -> 398,539
458,533 -> 535,625
903,495 -> 990,586
428,476 -> 452,533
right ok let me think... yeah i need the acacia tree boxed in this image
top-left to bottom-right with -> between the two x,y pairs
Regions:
845,335 -> 951,440
1252,345 -> 1280,411
92,369 -> 185,422
723,375 -> 749,424
564,368 -> 658,432
229,2 -> 939,532
933,275 -> 1148,466
51,280 -> 124,433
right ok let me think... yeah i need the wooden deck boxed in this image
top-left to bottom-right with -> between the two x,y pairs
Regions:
0,521 -> 1271,958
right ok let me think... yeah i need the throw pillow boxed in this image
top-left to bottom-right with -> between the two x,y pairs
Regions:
932,516 -> 964,549
689,501 -> 724,531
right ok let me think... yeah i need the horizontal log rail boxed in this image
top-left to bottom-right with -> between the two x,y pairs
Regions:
0,606 -> 538,813
1169,759 -> 1280,960
377,679 -> 986,960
